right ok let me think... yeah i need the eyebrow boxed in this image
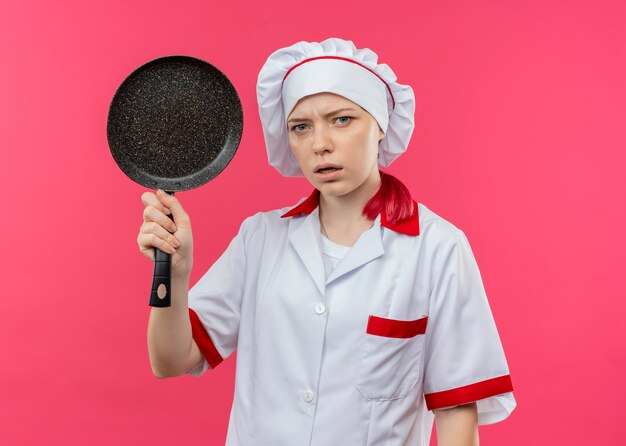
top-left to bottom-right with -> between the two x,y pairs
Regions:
287,107 -> 359,124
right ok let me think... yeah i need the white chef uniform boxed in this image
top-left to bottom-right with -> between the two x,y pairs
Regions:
187,189 -> 516,446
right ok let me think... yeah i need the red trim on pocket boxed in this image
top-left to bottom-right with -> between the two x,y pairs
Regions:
425,375 -> 514,410
188,308 -> 223,369
366,315 -> 428,338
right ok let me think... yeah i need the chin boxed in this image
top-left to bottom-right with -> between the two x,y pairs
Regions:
316,181 -> 355,198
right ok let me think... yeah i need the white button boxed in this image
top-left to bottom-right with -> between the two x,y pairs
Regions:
303,390 -> 315,403
314,303 -> 326,315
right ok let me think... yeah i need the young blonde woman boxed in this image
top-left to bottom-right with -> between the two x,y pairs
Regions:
138,38 -> 516,445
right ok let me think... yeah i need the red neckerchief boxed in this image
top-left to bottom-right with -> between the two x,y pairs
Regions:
281,189 -> 420,236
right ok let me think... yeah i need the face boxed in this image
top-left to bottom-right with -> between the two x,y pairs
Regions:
287,92 -> 384,199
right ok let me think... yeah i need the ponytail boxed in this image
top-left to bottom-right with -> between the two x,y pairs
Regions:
363,171 -> 413,227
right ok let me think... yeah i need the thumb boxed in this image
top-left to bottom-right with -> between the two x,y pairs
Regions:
156,189 -> 189,225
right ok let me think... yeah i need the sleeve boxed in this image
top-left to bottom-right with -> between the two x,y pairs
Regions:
422,230 -> 516,425
185,215 -> 257,377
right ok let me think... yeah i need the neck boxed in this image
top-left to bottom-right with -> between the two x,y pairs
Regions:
318,170 -> 381,245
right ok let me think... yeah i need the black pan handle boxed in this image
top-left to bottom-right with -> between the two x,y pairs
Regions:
149,191 -> 175,307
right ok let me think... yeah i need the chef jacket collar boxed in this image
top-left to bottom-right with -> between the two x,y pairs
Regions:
281,189 -> 420,236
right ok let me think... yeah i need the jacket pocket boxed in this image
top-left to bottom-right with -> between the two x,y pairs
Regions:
355,315 -> 428,400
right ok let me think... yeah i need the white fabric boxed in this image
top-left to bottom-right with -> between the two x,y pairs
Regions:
282,58 -> 389,133
320,233 -> 351,277
187,201 -> 516,445
257,37 -> 416,177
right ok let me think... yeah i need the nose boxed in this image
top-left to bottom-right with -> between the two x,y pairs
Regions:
311,125 -> 333,156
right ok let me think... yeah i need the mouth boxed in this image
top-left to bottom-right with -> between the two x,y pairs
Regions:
314,164 -> 342,174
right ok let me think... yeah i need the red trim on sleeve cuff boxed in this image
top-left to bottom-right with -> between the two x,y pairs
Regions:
188,308 -> 223,369
425,375 -> 514,411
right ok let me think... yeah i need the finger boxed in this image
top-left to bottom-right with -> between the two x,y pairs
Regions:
140,221 -> 182,248
137,231 -> 156,262
138,232 -> 177,255
141,191 -> 172,216
156,189 -> 189,224
138,241 -> 155,262
143,205 -> 177,233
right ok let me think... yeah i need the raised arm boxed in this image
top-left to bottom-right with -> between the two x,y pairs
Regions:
138,189 -> 203,378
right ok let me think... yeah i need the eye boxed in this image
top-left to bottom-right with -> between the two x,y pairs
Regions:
335,116 -> 351,125
291,123 -> 308,133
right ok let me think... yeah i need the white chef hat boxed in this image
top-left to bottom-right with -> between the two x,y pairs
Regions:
257,37 -> 416,177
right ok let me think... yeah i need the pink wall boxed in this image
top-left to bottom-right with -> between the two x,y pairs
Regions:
1,0 -> 624,444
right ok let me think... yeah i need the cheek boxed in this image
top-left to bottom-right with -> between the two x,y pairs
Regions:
287,136 -> 302,159
361,130 -> 381,165
287,138 -> 312,173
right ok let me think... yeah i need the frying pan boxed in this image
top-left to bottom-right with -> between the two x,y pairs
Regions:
107,55 -> 243,307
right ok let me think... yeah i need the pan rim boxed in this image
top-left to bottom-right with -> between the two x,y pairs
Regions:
107,54 -> 244,192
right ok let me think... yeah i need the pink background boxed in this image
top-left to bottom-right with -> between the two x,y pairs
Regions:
1,0 -> 624,444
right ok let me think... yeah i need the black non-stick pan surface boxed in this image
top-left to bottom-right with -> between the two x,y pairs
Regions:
107,55 -> 243,307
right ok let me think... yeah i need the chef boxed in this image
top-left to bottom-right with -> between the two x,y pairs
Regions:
138,37 -> 516,446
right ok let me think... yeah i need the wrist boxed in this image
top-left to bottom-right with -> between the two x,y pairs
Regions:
172,265 -> 192,283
